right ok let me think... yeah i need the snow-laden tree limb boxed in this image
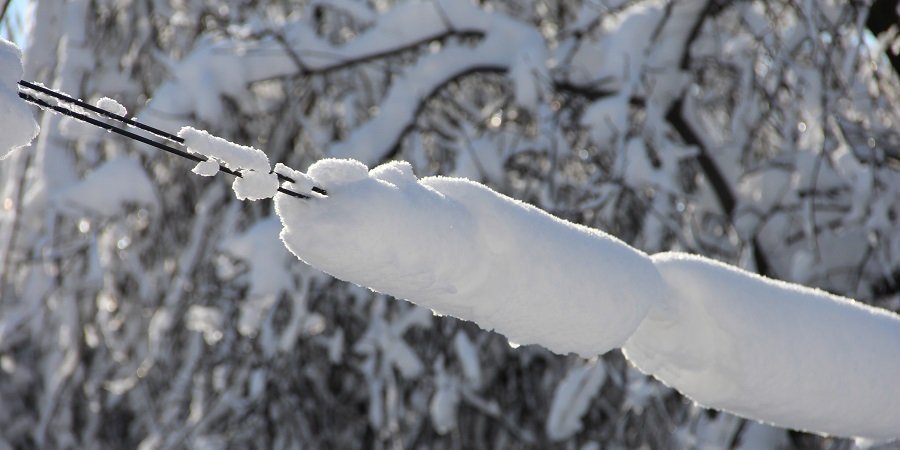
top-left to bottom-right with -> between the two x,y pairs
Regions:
269,157 -> 900,440
5,0 -> 900,448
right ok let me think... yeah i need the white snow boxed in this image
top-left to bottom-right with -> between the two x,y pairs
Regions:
232,170 -> 278,201
430,360 -> 461,434
324,8 -> 548,164
275,158 -> 666,357
178,126 -> 270,172
453,331 -> 482,388
96,97 -> 127,116
185,305 -> 224,345
53,157 -> 157,216
266,157 -> 900,440
274,162 -> 319,195
192,159 -> 220,177
178,126 -> 277,200
0,38 -> 40,159
568,2 -> 662,89
171,126 -> 900,439
622,252 -> 900,440
581,94 -> 629,147
546,360 -> 607,441
218,217 -> 292,299
137,1 -> 491,131
148,119 -> 900,438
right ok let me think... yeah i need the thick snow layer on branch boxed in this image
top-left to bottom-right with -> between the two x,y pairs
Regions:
178,126 -> 277,200
269,157 -> 900,440
192,159 -> 220,177
275,159 -> 666,356
233,170 -> 279,201
622,252 -> 900,440
178,126 -> 270,171
0,38 -> 40,159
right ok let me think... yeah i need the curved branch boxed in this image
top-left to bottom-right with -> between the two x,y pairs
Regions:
328,14 -> 544,165
327,44 -> 508,165
663,0 -> 773,276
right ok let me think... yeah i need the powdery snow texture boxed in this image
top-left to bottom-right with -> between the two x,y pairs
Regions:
166,129 -> 900,439
232,171 -> 279,201
96,97 -> 127,116
273,158 -> 900,440
0,38 -> 39,159
623,252 -> 900,440
192,159 -> 220,177
275,158 -> 666,357
178,126 -> 269,171
178,126 -> 278,200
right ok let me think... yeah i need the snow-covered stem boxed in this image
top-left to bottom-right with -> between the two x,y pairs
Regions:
17,87 -> 323,199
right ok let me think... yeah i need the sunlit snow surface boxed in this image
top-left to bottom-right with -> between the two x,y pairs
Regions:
179,126 -> 278,200
53,157 -> 157,216
0,38 -> 39,159
275,158 -> 666,357
95,97 -> 127,116
270,158 -> 900,440
179,126 -> 270,171
623,252 -> 900,440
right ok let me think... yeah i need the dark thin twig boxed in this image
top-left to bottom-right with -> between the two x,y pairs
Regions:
17,90 -> 319,199
0,0 -> 12,31
17,81 -> 327,196
19,80 -> 184,143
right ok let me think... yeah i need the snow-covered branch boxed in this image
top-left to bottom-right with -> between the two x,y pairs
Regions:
267,157 -> 900,440
4,0 -> 900,447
